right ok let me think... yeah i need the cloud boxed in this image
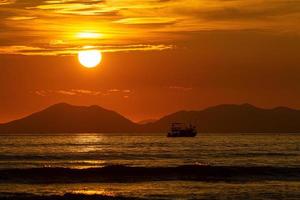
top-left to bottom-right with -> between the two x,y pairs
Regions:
114,17 -> 176,25
7,16 -> 37,20
0,0 -> 15,5
196,1 -> 300,21
0,46 -> 45,55
35,90 -> 47,97
0,0 -> 299,55
33,2 -> 115,16
0,44 -> 173,55
70,89 -> 101,95
35,89 -> 101,96
57,90 -> 77,96
108,89 -> 120,92
34,88 -> 133,97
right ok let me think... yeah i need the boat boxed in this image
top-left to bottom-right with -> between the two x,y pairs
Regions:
167,123 -> 197,137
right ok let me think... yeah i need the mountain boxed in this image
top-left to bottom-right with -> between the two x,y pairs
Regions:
1,103 -> 300,134
141,104 -> 300,133
0,103 -> 138,133
137,119 -> 157,125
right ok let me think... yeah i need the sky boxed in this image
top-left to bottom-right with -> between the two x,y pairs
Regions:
0,0 -> 300,122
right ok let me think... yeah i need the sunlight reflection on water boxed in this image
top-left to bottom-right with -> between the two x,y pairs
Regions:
0,133 -> 299,169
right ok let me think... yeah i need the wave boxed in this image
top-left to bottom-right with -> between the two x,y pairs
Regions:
0,153 -> 183,161
0,192 -> 143,200
212,152 -> 299,158
0,165 -> 300,183
1,151 -> 298,161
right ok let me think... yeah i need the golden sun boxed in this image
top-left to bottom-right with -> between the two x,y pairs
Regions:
78,49 -> 102,68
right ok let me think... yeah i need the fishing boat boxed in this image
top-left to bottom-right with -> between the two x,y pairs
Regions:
167,123 -> 197,137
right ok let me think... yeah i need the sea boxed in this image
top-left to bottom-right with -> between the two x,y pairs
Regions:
0,133 -> 300,200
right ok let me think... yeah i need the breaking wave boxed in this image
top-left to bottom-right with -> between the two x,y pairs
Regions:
0,165 -> 300,183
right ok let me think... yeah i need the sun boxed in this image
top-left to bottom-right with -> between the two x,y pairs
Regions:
78,49 -> 102,68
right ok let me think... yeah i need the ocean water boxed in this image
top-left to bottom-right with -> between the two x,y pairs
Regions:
0,133 -> 300,199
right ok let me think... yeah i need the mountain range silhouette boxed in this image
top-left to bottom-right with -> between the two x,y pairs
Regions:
1,103 -> 300,133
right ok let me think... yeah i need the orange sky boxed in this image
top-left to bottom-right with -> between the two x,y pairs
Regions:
0,0 -> 300,122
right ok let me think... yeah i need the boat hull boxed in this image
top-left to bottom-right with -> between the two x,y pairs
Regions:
167,131 -> 197,137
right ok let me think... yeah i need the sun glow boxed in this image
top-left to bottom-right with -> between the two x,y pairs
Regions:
78,49 -> 102,68
77,32 -> 103,39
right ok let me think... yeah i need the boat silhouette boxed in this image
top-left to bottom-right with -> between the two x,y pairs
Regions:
167,123 -> 197,137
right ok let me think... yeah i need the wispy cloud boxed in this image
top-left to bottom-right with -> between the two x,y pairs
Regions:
34,88 -> 133,97
7,16 -> 37,21
0,0 -> 299,55
57,90 -> 77,96
0,44 -> 173,55
71,89 -> 101,96
0,0 -> 15,5
114,17 -> 176,25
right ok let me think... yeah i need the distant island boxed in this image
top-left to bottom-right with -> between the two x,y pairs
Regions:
1,103 -> 300,134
